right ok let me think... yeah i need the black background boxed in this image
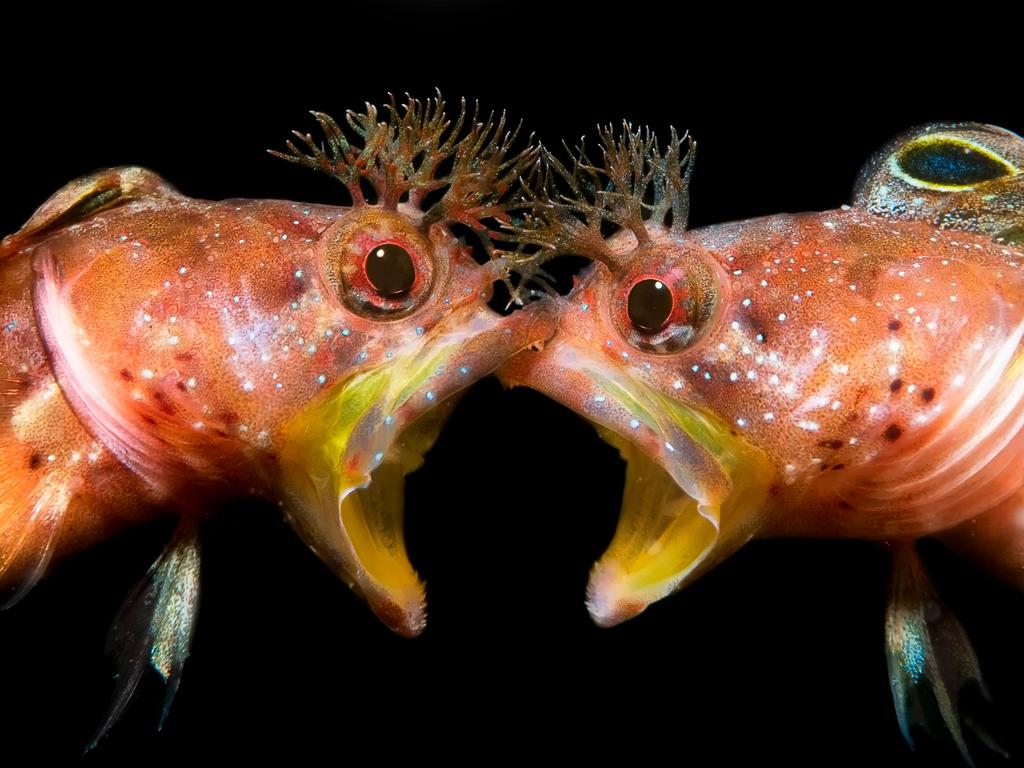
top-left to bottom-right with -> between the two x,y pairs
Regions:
2,5 -> 1022,765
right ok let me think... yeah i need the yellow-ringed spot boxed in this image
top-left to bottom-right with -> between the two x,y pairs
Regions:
892,135 -> 1017,191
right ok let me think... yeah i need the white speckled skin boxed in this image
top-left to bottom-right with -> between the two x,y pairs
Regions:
0,169 -> 556,631
506,211 -> 1024,535
500,122 -> 1024,614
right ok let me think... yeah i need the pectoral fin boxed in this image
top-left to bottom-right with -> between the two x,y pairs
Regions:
885,544 -> 1006,765
88,518 -> 201,751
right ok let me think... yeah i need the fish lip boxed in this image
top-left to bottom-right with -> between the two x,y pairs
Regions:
280,299 -> 558,636
500,334 -> 772,626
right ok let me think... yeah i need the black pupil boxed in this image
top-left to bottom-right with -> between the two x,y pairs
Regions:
628,278 -> 673,332
366,243 -> 415,295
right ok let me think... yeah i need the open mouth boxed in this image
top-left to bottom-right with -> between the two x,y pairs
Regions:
586,432 -> 721,626
501,336 -> 774,627
333,397 -> 455,637
279,301 -> 555,637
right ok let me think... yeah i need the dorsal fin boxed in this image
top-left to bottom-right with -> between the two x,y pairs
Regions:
1,167 -> 178,258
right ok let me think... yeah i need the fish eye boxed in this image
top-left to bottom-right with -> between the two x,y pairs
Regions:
612,259 -> 719,355
894,136 -> 1015,190
365,243 -> 416,296
627,278 -> 673,331
320,210 -> 437,319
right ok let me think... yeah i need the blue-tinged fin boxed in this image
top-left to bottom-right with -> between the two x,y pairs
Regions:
885,544 -> 1006,765
87,518 -> 201,751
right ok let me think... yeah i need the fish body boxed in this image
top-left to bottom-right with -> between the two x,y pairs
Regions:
500,122 -> 1024,759
0,97 -> 555,743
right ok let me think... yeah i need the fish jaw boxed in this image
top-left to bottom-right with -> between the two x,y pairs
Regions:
278,299 -> 556,637
500,321 -> 775,627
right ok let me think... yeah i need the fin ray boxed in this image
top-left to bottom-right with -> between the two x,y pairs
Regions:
885,544 -> 1004,764
88,519 -> 201,750
1,167 -> 178,258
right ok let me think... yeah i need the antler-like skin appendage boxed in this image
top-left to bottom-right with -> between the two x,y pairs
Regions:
509,124 -> 695,277
270,91 -> 541,261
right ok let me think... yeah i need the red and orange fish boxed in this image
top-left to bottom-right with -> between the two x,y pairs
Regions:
2,94 -> 1021,760
0,95 -> 556,745
501,121 -> 1024,762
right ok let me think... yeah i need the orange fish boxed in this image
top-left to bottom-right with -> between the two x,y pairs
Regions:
500,122 -> 1024,762
0,94 -> 555,745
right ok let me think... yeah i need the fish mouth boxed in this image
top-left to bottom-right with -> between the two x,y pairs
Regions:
280,300 -> 556,637
501,335 -> 774,627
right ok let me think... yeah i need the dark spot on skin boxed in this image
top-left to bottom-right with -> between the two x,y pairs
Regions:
819,464 -> 830,471
889,379 -> 902,392
119,368 -> 133,381
176,381 -> 187,392
142,414 -> 157,426
769,484 -> 781,496
832,463 -> 845,471
845,256 -> 886,301
152,390 -> 175,415
839,500 -> 852,509
818,439 -> 844,450
921,387 -> 935,403
214,429 -> 229,438
888,319 -> 902,331
730,429 -> 737,437
884,423 -> 903,441
28,452 -> 42,470
218,410 -> 239,425
174,352 -> 194,362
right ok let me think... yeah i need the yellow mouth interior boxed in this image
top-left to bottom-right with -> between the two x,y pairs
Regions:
336,398 -> 455,632
587,430 -> 718,626
584,387 -> 774,627
339,459 -> 416,601
280,362 -> 459,637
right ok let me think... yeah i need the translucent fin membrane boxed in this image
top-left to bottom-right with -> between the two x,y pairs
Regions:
88,520 -> 201,751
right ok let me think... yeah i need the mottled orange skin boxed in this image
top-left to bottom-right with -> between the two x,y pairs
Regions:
0,169 -> 555,612
502,208 -> 1024,587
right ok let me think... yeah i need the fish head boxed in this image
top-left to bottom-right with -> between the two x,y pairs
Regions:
501,127 -> 775,626
264,97 -> 557,636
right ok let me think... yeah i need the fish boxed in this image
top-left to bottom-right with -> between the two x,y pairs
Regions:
0,93 -> 556,746
499,121 -> 1024,762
